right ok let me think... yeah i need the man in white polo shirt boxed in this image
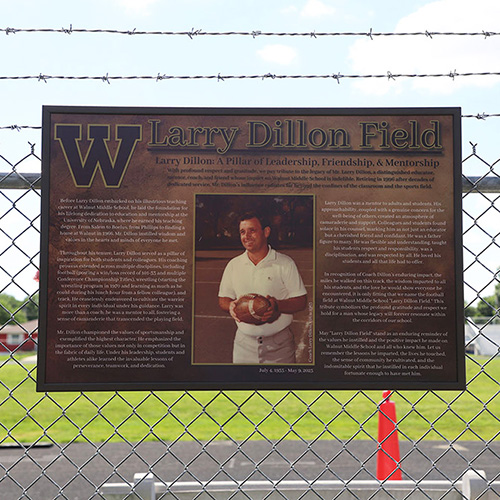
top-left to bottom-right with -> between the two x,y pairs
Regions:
218,211 -> 307,364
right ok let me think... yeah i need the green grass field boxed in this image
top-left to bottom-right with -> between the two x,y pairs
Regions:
1,356 -> 498,445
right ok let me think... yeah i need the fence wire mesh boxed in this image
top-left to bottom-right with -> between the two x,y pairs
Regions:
0,142 -> 499,500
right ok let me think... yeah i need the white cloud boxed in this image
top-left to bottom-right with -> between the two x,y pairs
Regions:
281,5 -> 299,15
300,0 -> 336,18
257,45 -> 298,65
113,0 -> 160,16
348,0 -> 500,95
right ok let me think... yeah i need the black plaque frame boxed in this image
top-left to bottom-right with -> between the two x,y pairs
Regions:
38,106 -> 464,391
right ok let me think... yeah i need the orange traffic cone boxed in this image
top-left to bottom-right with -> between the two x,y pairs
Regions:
377,390 -> 402,480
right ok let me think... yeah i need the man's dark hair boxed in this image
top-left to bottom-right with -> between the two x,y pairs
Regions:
239,211 -> 270,230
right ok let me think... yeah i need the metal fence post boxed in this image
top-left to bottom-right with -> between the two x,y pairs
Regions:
462,470 -> 488,500
132,473 -> 156,500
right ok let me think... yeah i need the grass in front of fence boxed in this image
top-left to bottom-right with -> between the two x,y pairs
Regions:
0,356 -> 498,445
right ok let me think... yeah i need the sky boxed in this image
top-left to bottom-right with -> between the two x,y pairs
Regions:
0,0 -> 499,304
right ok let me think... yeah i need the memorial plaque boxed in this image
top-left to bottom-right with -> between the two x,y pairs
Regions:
38,106 -> 464,391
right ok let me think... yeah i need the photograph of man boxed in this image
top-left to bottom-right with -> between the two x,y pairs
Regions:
218,211 -> 307,364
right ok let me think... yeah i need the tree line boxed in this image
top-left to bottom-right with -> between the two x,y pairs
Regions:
465,280 -> 500,319
0,293 -> 39,325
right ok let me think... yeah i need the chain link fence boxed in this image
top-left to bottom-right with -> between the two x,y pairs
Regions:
0,142 -> 499,499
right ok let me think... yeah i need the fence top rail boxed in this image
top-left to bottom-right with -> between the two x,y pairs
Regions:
0,172 -> 41,189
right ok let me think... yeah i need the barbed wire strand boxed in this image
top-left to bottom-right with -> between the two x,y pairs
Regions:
2,70 -> 500,83
1,113 -> 499,131
2,26 -> 500,38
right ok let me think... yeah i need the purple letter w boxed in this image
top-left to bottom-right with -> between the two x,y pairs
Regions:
54,124 -> 142,188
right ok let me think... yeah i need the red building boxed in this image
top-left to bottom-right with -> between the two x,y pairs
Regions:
0,319 -> 38,352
